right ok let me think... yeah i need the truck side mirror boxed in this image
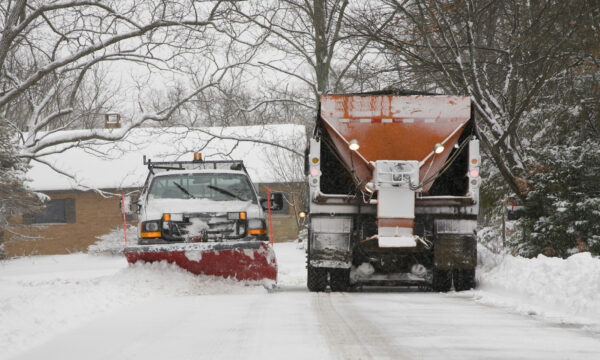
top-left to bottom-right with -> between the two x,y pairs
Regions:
261,192 -> 284,211
135,198 -> 142,214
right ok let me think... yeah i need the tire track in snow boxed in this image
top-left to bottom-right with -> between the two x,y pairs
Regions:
197,294 -> 264,359
312,292 -> 410,360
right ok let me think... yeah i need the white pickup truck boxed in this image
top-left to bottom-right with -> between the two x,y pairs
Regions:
131,157 -> 282,245
122,156 -> 282,282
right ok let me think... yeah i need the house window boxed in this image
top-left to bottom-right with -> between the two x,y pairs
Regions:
24,198 -> 76,224
106,114 -> 119,124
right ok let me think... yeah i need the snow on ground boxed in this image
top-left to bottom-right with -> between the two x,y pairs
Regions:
3,236 -> 600,359
275,240 -> 308,287
461,245 -> 600,331
1,241 -> 305,359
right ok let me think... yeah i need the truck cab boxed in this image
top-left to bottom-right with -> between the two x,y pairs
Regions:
133,157 -> 281,245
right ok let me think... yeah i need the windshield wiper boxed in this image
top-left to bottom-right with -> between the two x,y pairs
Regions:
173,182 -> 195,199
208,185 -> 245,201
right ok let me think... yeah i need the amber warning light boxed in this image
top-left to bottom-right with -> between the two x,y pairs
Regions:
193,152 -> 202,161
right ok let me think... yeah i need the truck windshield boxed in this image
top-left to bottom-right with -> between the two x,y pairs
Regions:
148,173 -> 256,202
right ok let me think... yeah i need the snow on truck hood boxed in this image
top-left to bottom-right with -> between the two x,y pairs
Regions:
143,198 -> 260,220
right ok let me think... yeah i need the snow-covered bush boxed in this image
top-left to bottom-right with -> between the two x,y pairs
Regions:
512,141 -> 600,257
477,155 -> 516,254
88,226 -> 137,255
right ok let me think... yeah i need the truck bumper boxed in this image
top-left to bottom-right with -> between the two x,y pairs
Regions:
138,235 -> 266,245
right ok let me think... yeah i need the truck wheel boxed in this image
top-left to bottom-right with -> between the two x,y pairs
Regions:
431,267 -> 452,292
453,269 -> 476,291
329,269 -> 350,292
307,266 -> 328,292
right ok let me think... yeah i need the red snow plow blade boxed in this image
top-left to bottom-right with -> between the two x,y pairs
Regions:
124,241 -> 277,282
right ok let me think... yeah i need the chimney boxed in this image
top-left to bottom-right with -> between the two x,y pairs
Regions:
104,113 -> 121,129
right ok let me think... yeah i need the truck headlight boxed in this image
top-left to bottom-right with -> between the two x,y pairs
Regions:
143,221 -> 160,232
141,221 -> 161,238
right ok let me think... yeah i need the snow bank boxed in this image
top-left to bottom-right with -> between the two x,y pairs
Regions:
274,240 -> 308,287
468,245 -> 600,329
87,226 -> 137,255
0,255 -> 267,358
0,242 -> 306,359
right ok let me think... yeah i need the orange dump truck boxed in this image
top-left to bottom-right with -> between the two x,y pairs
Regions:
306,90 -> 480,292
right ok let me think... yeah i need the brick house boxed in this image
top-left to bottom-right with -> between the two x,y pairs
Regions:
5,125 -> 306,257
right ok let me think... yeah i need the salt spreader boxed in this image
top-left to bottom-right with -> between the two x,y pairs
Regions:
305,90 -> 480,292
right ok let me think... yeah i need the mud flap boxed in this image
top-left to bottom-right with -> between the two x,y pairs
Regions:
124,241 -> 277,282
433,234 -> 476,270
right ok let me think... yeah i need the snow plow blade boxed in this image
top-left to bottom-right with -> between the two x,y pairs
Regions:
124,241 -> 277,282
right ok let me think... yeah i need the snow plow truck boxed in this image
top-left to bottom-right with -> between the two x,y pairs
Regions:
123,156 -> 282,282
306,90 -> 480,292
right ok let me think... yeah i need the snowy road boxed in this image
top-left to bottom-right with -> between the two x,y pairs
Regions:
3,243 -> 600,360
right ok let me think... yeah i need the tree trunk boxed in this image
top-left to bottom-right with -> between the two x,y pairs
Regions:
313,0 -> 329,97
0,0 -> 27,72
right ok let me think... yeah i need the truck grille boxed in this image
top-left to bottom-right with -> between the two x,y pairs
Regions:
162,213 -> 247,242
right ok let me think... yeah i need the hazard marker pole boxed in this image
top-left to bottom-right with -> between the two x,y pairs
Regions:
121,193 -> 128,246
267,186 -> 274,246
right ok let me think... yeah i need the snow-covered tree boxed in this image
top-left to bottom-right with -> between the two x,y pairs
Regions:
349,0 -> 599,255
357,0 -> 599,202
0,0 -> 243,165
226,0 -> 396,109
0,119 -> 44,258
511,141 -> 600,257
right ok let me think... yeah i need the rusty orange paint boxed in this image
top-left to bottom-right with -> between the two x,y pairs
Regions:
377,218 -> 415,228
320,95 -> 471,193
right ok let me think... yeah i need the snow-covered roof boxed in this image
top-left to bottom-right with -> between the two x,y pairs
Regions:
26,125 -> 306,191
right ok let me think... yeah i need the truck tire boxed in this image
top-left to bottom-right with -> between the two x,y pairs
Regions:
453,268 -> 476,291
307,266 -> 328,292
431,267 -> 452,292
329,269 -> 350,292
